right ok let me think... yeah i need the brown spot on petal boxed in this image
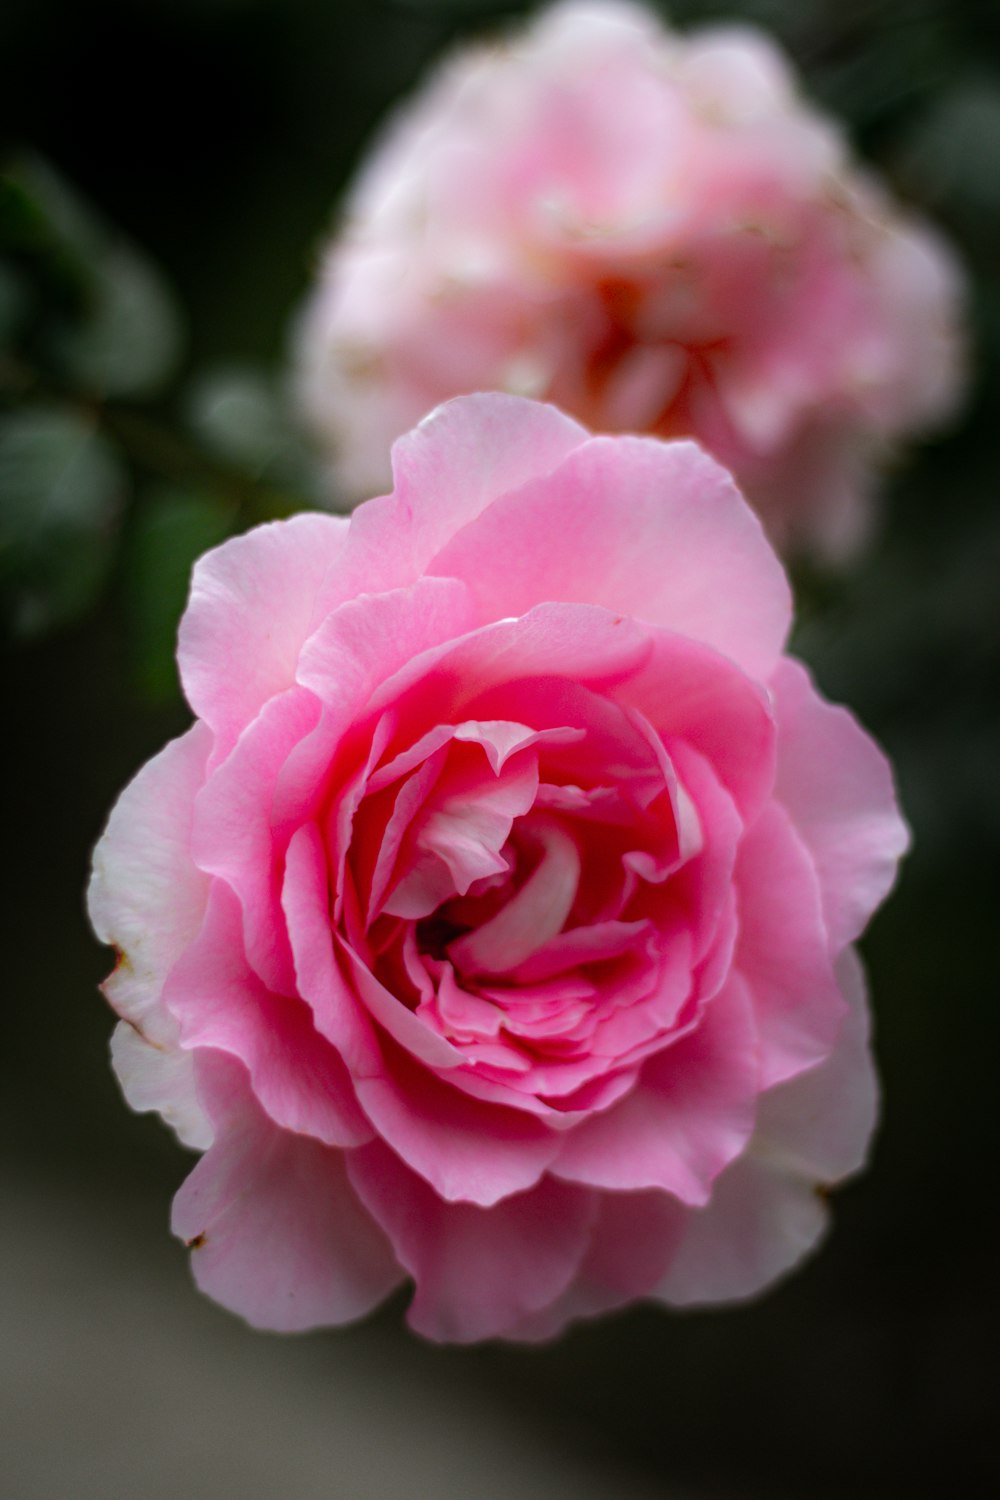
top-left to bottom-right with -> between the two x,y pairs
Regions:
120,1014 -> 166,1052
186,1233 -> 207,1250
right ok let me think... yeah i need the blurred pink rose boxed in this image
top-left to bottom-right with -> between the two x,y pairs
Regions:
89,394 -> 907,1342
297,0 -> 964,559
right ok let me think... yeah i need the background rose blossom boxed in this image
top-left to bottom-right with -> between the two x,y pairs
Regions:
297,0 -> 965,560
88,394 -> 907,1342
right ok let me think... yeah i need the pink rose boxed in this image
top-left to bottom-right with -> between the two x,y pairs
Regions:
89,394 -> 907,1342
297,0 -> 964,559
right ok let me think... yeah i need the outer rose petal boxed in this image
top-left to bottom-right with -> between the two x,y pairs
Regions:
109,1021 -> 212,1151
348,1141 -> 596,1342
773,658 -> 910,951
172,1055 -> 402,1332
178,514 -> 349,761
164,883 -> 373,1150
733,800 -> 845,1089
88,723 -> 212,1046
654,1151 -> 828,1307
656,948 -> 876,1305
430,434 -> 791,678
329,394 -> 589,604
508,1188 -> 686,1342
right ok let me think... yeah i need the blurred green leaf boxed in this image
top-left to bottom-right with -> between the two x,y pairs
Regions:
122,484 -> 235,702
48,240 -> 184,399
185,362 -> 324,509
0,403 -> 125,636
0,155 -> 103,271
1,154 -> 184,398
186,365 -> 293,475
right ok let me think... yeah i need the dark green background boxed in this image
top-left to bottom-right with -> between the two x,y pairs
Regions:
2,2 -> 998,1496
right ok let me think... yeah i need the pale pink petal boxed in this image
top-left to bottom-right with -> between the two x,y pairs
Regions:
551,974 -> 758,1202
773,657 -> 910,951
429,434 -> 791,677
334,393 -> 589,600
165,883 -> 372,1149
734,801 -> 846,1088
172,1056 -> 401,1331
654,1151 -> 828,1307
178,514 -> 349,761
509,1188 -> 686,1341
348,1141 -> 596,1342
109,1020 -> 212,1150
754,947 -> 878,1182
655,950 -> 876,1306
88,723 -> 212,1046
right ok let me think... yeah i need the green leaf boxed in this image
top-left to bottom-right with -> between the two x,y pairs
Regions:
0,404 -> 125,637
1,154 -> 184,398
122,485 -> 235,703
185,363 -> 324,510
48,240 -> 184,400
185,365 -> 292,475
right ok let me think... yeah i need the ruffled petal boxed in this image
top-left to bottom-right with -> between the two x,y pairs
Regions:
165,882 -> 373,1149
772,657 -> 910,951
656,949 -> 876,1305
88,723 -> 212,1046
352,1039 -> 561,1206
734,801 -> 846,1088
429,432 -> 791,677
172,1056 -> 401,1332
109,1021 -> 212,1150
348,1141 -> 596,1342
551,974 -> 758,1202
178,514 -> 349,761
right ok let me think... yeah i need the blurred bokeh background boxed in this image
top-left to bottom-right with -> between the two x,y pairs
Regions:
2,1 -> 998,1496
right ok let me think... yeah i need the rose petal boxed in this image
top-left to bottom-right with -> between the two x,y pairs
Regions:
734,800 -> 846,1088
172,1055 -> 401,1331
429,432 -> 791,677
166,883 -> 372,1149
109,1021 -> 212,1150
178,514 -> 349,762
348,1141 -> 596,1342
450,818 -> 582,975
335,392 -> 589,603
773,657 -> 910,951
352,1038 -> 561,1206
89,722 -> 212,1046
552,973 -> 758,1202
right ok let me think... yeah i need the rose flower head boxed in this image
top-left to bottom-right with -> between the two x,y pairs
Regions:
89,395 -> 907,1342
297,0 -> 965,560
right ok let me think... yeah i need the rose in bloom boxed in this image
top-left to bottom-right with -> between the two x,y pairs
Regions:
89,395 -> 907,1342
297,0 -> 964,559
